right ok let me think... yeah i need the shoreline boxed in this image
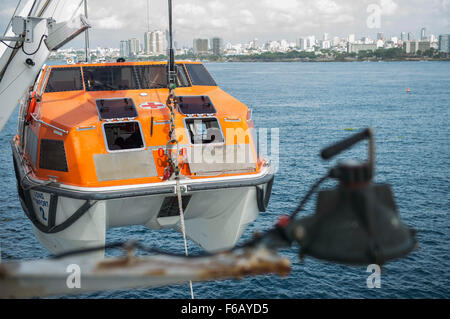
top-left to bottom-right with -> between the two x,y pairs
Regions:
208,58 -> 450,63
48,58 -> 450,63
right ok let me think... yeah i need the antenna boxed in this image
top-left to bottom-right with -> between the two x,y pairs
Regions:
147,0 -> 150,32
84,0 -> 90,62
167,0 -> 176,89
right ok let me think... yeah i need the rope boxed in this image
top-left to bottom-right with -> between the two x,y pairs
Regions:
176,178 -> 194,299
166,74 -> 194,299
162,90 -> 179,180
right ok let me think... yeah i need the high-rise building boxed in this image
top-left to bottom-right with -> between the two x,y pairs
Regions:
400,32 -> 407,42
333,36 -> 340,47
402,41 -> 429,54
144,31 -> 166,56
144,32 -> 151,55
193,38 -> 209,55
438,34 -> 450,53
403,41 -> 414,54
322,41 -> 331,49
377,32 -> 385,41
421,27 -> 427,40
120,40 -> 130,57
128,38 -> 140,56
362,36 -> 373,44
212,37 -> 223,55
348,34 -> 355,43
155,31 -> 167,55
280,39 -> 289,51
418,41 -> 430,52
249,38 -> 259,50
306,35 -> 316,49
408,32 -> 415,41
298,38 -> 306,50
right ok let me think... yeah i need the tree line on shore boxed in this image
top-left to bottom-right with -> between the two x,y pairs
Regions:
122,47 -> 449,62
58,47 -> 449,63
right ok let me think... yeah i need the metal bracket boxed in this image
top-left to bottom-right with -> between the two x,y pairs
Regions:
174,184 -> 188,194
0,16 -> 52,44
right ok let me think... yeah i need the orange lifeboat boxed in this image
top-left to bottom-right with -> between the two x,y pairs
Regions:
11,61 -> 275,256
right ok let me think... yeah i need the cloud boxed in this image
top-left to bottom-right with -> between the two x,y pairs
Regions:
315,0 -> 341,14
94,16 -> 126,30
380,0 -> 398,15
263,0 -> 300,12
332,14 -> 355,24
175,3 -> 207,16
240,10 -> 256,25
0,0 -> 448,47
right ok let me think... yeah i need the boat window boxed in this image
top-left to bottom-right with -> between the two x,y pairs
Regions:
25,126 -> 38,168
176,65 -> 190,87
184,64 -> 217,86
39,68 -> 52,95
136,65 -> 190,89
83,65 -> 191,91
177,96 -> 216,115
84,66 -> 139,91
185,118 -> 224,144
44,67 -> 83,92
103,122 -> 144,151
39,139 -> 69,172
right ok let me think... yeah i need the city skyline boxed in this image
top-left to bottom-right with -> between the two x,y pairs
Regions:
51,28 -> 449,63
0,0 -> 449,48
115,25 -> 445,53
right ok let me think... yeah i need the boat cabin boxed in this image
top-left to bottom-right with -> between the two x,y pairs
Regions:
18,61 -> 260,188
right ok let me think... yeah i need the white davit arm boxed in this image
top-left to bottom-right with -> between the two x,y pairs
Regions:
0,247 -> 291,298
0,0 -> 89,132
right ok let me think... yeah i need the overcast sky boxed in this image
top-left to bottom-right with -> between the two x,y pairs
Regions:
0,0 -> 448,48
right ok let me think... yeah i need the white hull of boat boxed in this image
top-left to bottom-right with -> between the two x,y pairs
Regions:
12,138 -> 274,257
30,186 -> 260,256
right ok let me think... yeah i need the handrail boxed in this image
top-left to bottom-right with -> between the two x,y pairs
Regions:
31,112 -> 68,135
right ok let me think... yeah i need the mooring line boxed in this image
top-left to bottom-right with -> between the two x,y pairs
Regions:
176,177 -> 195,299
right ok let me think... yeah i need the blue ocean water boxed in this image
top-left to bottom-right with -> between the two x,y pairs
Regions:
0,61 -> 449,298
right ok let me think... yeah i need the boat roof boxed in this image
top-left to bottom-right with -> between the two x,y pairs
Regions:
35,60 -> 245,131
48,60 -> 203,69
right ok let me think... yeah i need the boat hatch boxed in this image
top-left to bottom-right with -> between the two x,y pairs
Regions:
177,96 -> 216,115
185,118 -> 224,144
96,98 -> 138,120
103,121 -> 145,151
